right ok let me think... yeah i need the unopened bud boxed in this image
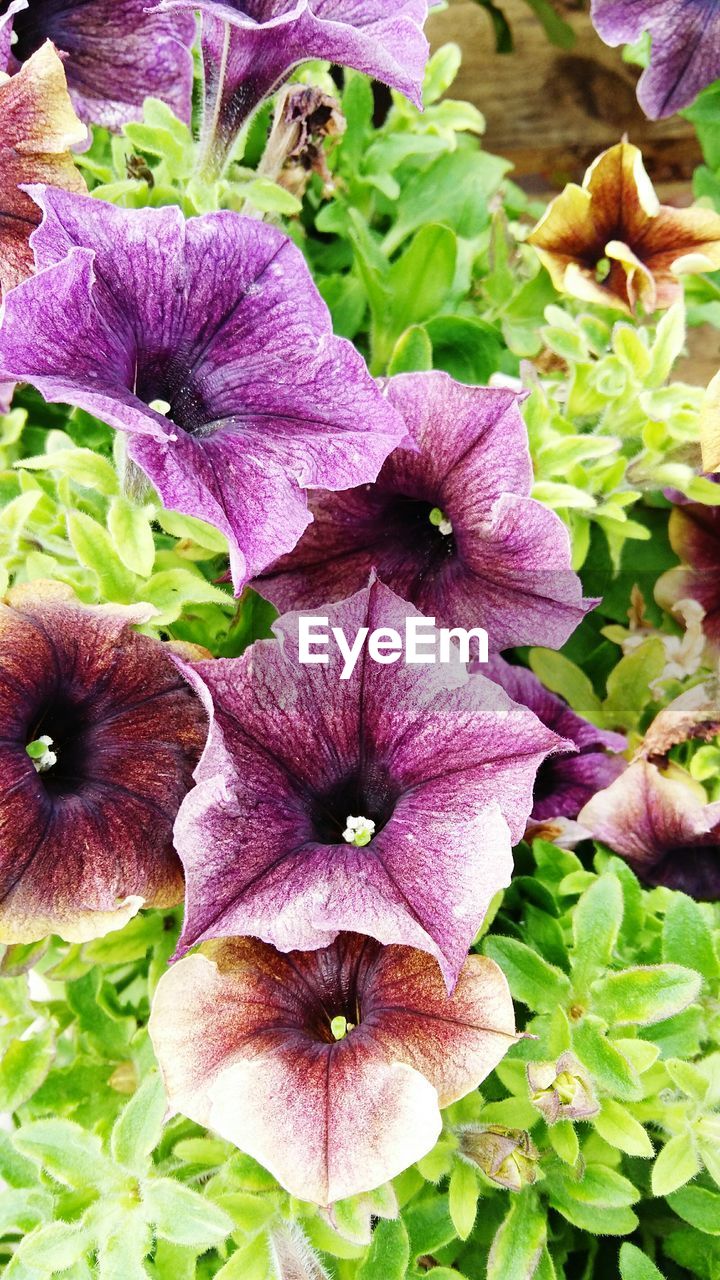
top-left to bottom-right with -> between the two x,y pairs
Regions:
457,1126 -> 539,1190
527,1052 -> 598,1123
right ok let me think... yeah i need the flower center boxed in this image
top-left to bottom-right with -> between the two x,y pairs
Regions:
26,695 -> 90,796
429,507 -> 453,536
1,2 -> 45,62
26,735 -> 57,774
385,496 -> 457,562
330,1015 -> 356,1040
342,815 -> 376,847
310,767 -> 397,845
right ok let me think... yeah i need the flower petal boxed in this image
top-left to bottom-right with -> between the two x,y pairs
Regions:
149,934 -> 514,1204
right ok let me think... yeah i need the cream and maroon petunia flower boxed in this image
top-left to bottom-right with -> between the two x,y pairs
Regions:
149,933 -> 516,1205
528,141 -> 720,315
0,40 -> 86,295
0,582 -> 206,943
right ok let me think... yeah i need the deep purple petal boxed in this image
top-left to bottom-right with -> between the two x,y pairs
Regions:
0,188 -> 406,590
157,0 -> 427,171
0,0 -> 195,128
591,0 -> 720,117
257,372 -> 592,651
173,580 -> 568,987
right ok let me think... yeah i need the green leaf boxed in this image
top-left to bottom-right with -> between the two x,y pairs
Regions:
484,937 -> 571,1012
594,1099 -> 654,1157
241,177 -> 302,215
0,1026 -> 54,1112
386,224 -> 458,337
358,1219 -> 410,1280
387,325 -> 433,375
0,1189 -> 53,1236
108,497 -> 156,577
619,1243 -> 666,1280
557,1163 -> 639,1208
68,511 -> 138,602
424,315 -> 504,384
571,874 -> 623,991
548,1194 -> 638,1236
141,1177 -> 233,1248
591,965 -> 702,1027
422,42 -> 463,102
572,1019 -> 642,1100
667,1185 -> 720,1235
97,1210 -> 152,1280
448,1160 -> 478,1240
663,894 -> 719,980
13,1221 -> 90,1271
141,567 -> 231,625
14,1118 -> 121,1190
652,1134 -> 702,1196
214,1236 -> 269,1280
383,150 -> 509,253
18,447 -> 118,496
547,1120 -> 579,1166
111,1072 -> 167,1172
155,509 -> 228,553
528,650 -> 604,724
487,1193 -> 546,1280
603,639 -> 666,730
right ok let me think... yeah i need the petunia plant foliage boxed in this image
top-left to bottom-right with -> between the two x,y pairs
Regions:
0,12 -> 720,1280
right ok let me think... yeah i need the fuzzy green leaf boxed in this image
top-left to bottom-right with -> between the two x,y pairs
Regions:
483,937 -> 571,1011
141,1177 -> 233,1248
571,873 -> 623,991
591,965 -> 702,1026
487,1193 -> 546,1280
662,894 -> 719,980
0,1026 -> 54,1113
358,1219 -> 410,1280
652,1133 -> 702,1196
619,1243 -> 666,1280
111,1072 -> 167,1172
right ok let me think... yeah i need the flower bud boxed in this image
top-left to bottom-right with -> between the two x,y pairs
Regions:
527,1052 -> 598,1123
457,1126 -> 539,1190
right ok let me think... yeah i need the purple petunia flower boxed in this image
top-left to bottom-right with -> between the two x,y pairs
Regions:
579,759 -> 720,900
155,0 -> 429,176
591,0 -> 720,119
150,933 -> 516,1204
0,0 -> 195,130
0,187 -> 406,592
256,372 -> 592,653
172,579 -> 569,989
0,582 -> 206,943
484,656 -> 627,821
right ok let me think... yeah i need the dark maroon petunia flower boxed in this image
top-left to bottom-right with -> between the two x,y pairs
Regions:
0,582 -> 207,942
579,760 -> 720,900
256,373 -> 592,653
484,656 -> 626,822
156,0 -> 429,177
172,579 -> 568,988
0,0 -> 195,129
149,933 -> 516,1204
0,188 -> 406,593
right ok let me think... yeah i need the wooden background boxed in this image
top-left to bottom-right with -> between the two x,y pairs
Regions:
427,0 -> 716,384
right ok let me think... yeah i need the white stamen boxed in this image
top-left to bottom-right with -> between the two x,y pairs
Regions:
342,815 -> 376,847
27,735 -> 57,774
150,398 -> 172,416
